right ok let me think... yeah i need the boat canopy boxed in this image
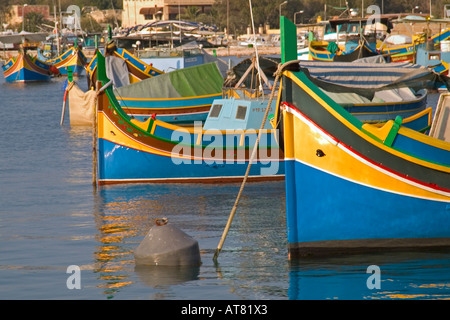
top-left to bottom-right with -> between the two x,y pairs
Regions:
113,62 -> 224,99
0,31 -> 47,44
227,57 -> 450,99
296,60 -> 450,99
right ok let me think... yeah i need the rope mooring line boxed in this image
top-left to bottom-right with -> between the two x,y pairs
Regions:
213,60 -> 295,261
212,59 -> 302,262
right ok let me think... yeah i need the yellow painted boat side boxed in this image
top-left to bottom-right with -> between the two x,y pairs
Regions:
129,73 -> 141,83
54,52 -> 80,68
3,55 -> 22,77
98,111 -> 174,158
282,105 -> 450,201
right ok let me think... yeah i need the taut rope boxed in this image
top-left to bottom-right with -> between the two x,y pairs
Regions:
213,60 -> 299,262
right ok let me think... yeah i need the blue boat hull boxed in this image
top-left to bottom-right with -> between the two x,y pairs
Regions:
285,159 -> 450,253
2,53 -> 51,82
57,64 -> 85,76
98,138 -> 284,183
4,67 -> 51,82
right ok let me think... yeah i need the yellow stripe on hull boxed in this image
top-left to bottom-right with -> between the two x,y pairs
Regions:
98,112 -> 175,158
282,105 -> 450,201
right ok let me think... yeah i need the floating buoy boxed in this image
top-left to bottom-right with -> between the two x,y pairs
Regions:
134,218 -> 201,266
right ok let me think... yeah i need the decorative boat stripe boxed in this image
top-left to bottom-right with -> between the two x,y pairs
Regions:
285,71 -> 450,167
100,111 -> 282,163
99,174 -> 285,184
283,104 -> 450,200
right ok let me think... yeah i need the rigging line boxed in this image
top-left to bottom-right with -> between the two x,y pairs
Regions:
213,59 -> 303,262
248,0 -> 263,95
213,64 -> 284,263
106,77 -> 138,119
113,88 -> 135,118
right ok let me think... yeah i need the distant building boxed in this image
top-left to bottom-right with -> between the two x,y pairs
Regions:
122,0 -> 215,28
8,5 -> 51,26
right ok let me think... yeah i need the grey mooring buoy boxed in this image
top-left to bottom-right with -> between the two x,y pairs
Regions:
134,217 -> 201,266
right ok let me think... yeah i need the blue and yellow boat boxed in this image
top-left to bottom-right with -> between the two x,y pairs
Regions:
274,17 -> 450,258
308,18 -> 385,62
2,51 -> 54,82
309,40 -> 380,62
380,27 -> 450,63
45,46 -> 88,76
95,51 -> 284,185
379,42 -> 416,63
0,32 -> 57,82
294,60 -> 436,124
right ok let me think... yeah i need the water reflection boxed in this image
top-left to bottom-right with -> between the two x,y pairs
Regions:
91,181 -> 288,298
135,265 -> 200,287
92,187 -> 144,297
64,126 -> 94,185
91,183 -> 216,297
288,251 -> 450,300
64,121 -> 450,299
90,181 -> 450,299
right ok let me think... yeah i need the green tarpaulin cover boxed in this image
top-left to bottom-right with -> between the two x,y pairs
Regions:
114,62 -> 223,99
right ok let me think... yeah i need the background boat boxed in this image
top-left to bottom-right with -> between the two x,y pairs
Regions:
412,20 -> 450,78
0,32 -> 57,82
380,17 -> 450,63
95,51 -> 283,184
307,17 -> 388,62
45,46 -> 88,76
2,51 -> 55,83
309,39 -> 380,62
111,61 -> 224,124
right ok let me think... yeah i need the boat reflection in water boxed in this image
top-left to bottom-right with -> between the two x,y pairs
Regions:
288,251 -> 450,300
90,180 -> 287,298
91,183 -> 215,297
92,184 -> 200,296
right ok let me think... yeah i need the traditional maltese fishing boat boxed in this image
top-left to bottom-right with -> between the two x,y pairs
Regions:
45,46 -> 88,76
2,51 -> 55,82
94,51 -> 284,185
1,32 -> 57,82
274,17 -> 450,258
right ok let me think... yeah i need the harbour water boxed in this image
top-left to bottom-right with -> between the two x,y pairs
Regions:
1,74 -> 450,301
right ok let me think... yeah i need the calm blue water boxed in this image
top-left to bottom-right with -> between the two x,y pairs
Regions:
1,74 -> 450,300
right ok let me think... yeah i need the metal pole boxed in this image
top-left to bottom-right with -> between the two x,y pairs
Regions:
279,1 -> 287,28
227,0 -> 230,55
22,4 -> 27,32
